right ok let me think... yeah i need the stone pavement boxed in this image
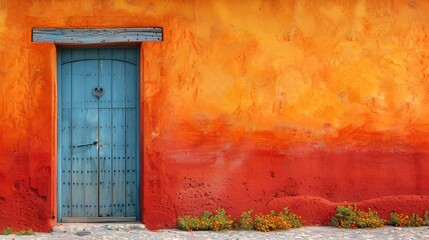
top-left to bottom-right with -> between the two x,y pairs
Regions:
1,223 -> 429,240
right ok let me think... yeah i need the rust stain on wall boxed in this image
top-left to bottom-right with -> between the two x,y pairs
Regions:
1,0 -> 429,231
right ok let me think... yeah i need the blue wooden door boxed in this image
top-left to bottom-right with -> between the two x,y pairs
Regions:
58,48 -> 140,221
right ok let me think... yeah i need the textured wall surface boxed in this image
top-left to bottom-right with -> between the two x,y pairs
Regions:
1,0 -> 429,231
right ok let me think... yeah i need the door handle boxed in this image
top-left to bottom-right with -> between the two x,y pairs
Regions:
93,87 -> 104,98
74,141 -> 98,148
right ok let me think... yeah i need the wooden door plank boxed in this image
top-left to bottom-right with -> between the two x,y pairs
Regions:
112,108 -> 126,216
98,108 -> 113,217
98,49 -> 113,109
61,48 -> 72,64
60,108 -> 72,217
125,108 -> 137,217
71,109 -> 85,217
60,51 -> 72,217
83,108 -> 99,217
71,49 -> 85,109
70,50 -> 86,217
84,49 -> 99,110
125,48 -> 138,217
82,49 -> 100,217
61,50 -> 72,109
125,49 -> 138,108
98,50 -> 113,217
111,49 -> 126,108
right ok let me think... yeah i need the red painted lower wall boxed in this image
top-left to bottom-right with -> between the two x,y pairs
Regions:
142,138 -> 429,229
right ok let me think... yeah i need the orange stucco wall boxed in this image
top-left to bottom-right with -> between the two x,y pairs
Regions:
1,0 -> 429,231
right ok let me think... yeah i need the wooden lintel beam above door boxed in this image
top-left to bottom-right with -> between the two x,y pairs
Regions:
32,28 -> 163,44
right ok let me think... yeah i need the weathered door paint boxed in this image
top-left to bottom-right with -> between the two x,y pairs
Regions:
58,48 -> 140,221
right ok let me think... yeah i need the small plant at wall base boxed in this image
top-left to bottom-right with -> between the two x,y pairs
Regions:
1,227 -> 13,235
424,211 -> 429,226
238,210 -> 254,230
1,227 -> 34,235
252,208 -> 302,232
330,205 -> 384,228
15,229 -> 34,235
211,208 -> 234,231
178,207 -> 303,232
178,208 -> 233,231
387,211 -> 429,227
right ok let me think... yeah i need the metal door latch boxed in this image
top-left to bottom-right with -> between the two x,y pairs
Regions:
74,141 -> 98,148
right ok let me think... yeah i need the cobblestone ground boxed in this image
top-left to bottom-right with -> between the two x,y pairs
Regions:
1,223 -> 428,240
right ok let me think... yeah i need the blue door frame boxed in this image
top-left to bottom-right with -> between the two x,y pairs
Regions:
57,47 -> 141,222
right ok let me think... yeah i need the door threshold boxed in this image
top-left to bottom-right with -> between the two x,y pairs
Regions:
62,217 -> 136,223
